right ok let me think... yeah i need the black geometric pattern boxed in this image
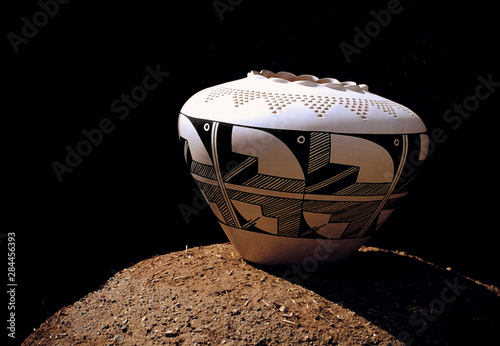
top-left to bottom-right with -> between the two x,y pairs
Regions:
302,200 -> 380,239
308,132 -> 331,174
242,174 -> 305,193
180,113 -> 425,239
227,190 -> 303,237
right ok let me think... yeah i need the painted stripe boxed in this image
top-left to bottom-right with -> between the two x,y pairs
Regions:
357,135 -> 408,237
243,174 -> 305,193
191,172 -> 408,203
334,182 -> 390,196
223,156 -> 257,182
305,166 -> 358,193
211,122 -> 241,228
308,132 -> 331,174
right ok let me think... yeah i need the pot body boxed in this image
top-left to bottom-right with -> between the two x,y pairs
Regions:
178,70 -> 428,265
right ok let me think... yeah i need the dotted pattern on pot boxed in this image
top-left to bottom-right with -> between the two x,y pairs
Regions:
202,87 -> 416,119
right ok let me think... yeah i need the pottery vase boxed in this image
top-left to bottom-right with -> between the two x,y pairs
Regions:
178,70 -> 428,265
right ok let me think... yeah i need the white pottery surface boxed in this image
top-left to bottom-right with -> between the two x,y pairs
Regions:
179,70 -> 428,265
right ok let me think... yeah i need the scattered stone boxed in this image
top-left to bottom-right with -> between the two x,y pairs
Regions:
165,330 -> 178,337
20,244 -> 500,346
54,333 -> 67,339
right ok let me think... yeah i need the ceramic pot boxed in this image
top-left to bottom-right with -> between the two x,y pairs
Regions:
178,70 -> 428,265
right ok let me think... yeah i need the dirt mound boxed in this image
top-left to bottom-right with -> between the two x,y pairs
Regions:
22,243 -> 500,345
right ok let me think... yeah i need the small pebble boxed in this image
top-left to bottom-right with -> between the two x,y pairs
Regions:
165,330 -> 178,337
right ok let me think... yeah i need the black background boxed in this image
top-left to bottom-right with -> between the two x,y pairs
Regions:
3,0 -> 499,343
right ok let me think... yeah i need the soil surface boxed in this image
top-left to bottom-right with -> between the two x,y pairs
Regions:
22,243 -> 500,345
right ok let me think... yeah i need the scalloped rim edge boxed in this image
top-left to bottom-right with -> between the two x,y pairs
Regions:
248,70 -> 369,92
